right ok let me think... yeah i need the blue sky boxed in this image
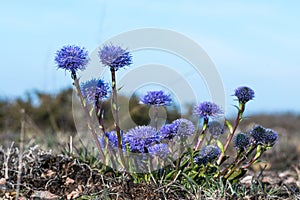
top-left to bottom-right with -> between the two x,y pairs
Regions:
1,0 -> 300,116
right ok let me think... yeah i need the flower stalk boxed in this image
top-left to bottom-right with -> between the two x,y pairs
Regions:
72,74 -> 106,163
217,102 -> 245,165
194,117 -> 209,150
110,68 -> 127,169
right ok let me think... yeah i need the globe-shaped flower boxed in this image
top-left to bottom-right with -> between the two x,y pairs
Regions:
81,78 -> 110,104
99,44 -> 132,71
249,125 -> 267,144
264,129 -> 278,145
250,125 -> 278,145
123,126 -> 160,153
233,132 -> 251,150
208,121 -> 224,137
160,124 -> 175,140
148,143 -> 170,158
171,118 -> 195,137
234,86 -> 255,104
55,45 -> 89,72
194,145 -> 221,166
160,118 -> 195,139
140,90 -> 172,106
193,101 -> 223,120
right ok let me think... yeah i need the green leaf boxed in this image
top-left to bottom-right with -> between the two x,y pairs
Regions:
225,119 -> 233,134
182,172 -> 198,192
227,168 -> 247,184
112,103 -> 117,111
216,140 -> 224,153
165,170 -> 178,180
89,106 -> 94,117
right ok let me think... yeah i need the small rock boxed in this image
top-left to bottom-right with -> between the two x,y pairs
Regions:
240,175 -> 253,186
31,190 -> 59,200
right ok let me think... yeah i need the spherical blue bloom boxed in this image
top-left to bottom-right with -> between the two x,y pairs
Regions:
233,132 -> 251,150
264,129 -> 278,145
171,118 -> 195,137
194,145 -> 221,166
140,90 -> 172,106
208,121 -> 224,137
234,86 -> 255,104
249,125 -> 267,144
81,78 -> 110,104
250,125 -> 278,145
148,143 -> 170,158
123,126 -> 160,153
193,101 -> 223,120
99,44 -> 132,71
160,118 -> 195,139
55,45 -> 89,72
160,124 -> 175,139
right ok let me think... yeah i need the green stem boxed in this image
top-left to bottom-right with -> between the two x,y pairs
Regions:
95,101 -> 106,134
110,68 -> 127,170
194,118 -> 209,150
153,105 -> 159,130
223,144 -> 257,180
242,146 -> 266,169
73,76 -> 106,164
217,103 -> 245,165
219,150 -> 242,177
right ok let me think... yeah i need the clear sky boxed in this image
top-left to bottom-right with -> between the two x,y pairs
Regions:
1,0 -> 300,116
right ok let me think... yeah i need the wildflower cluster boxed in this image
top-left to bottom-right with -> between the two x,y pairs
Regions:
55,43 -> 279,188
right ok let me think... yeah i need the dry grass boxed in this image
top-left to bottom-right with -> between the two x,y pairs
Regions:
0,113 -> 300,199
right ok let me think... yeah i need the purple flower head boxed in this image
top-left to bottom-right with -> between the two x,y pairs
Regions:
98,130 -> 124,149
148,143 -> 170,158
123,126 -> 160,153
250,125 -> 278,145
234,86 -> 255,104
234,132 -> 251,150
193,101 -> 223,120
208,121 -> 224,137
171,118 -> 195,137
81,78 -> 110,104
99,44 -> 132,71
140,90 -> 172,106
264,129 -> 278,145
160,124 -> 175,140
160,118 -> 195,139
55,45 -> 89,72
194,145 -> 221,166
249,125 -> 267,144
